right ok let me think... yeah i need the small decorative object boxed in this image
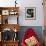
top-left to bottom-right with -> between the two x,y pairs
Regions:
2,28 -> 13,41
5,18 -> 8,24
13,32 -> 18,41
0,32 -> 1,41
25,7 -> 36,20
0,15 -> 1,24
15,0 -> 17,7
25,36 -> 38,46
1,28 -> 16,41
10,11 -> 14,15
2,10 -> 9,15
14,28 -> 17,32
0,10 -> 2,14
9,10 -> 18,15
13,29 -> 18,40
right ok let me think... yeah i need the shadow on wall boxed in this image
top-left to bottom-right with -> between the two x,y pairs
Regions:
18,26 -> 43,44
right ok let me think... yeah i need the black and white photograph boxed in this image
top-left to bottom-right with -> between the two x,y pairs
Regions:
25,7 -> 36,20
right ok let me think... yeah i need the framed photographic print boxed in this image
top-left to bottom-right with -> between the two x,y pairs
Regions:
2,10 -> 9,15
25,7 -> 36,20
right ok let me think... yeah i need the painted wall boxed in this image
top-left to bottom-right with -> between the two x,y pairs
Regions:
0,0 -> 44,26
18,0 -> 44,26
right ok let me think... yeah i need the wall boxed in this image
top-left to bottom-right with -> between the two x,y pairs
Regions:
0,0 -> 44,26
18,0 -> 44,26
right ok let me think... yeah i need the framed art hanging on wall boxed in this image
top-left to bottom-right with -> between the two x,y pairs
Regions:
25,7 -> 36,20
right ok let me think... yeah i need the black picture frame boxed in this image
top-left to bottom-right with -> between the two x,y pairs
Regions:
25,7 -> 36,20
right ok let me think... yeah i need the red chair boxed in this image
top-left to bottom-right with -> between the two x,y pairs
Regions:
21,28 -> 41,46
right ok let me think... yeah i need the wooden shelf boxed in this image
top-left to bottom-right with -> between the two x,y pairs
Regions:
2,40 -> 19,42
0,7 -> 19,15
0,24 -> 20,32
1,40 -> 19,46
0,7 -> 19,46
0,7 -> 19,10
